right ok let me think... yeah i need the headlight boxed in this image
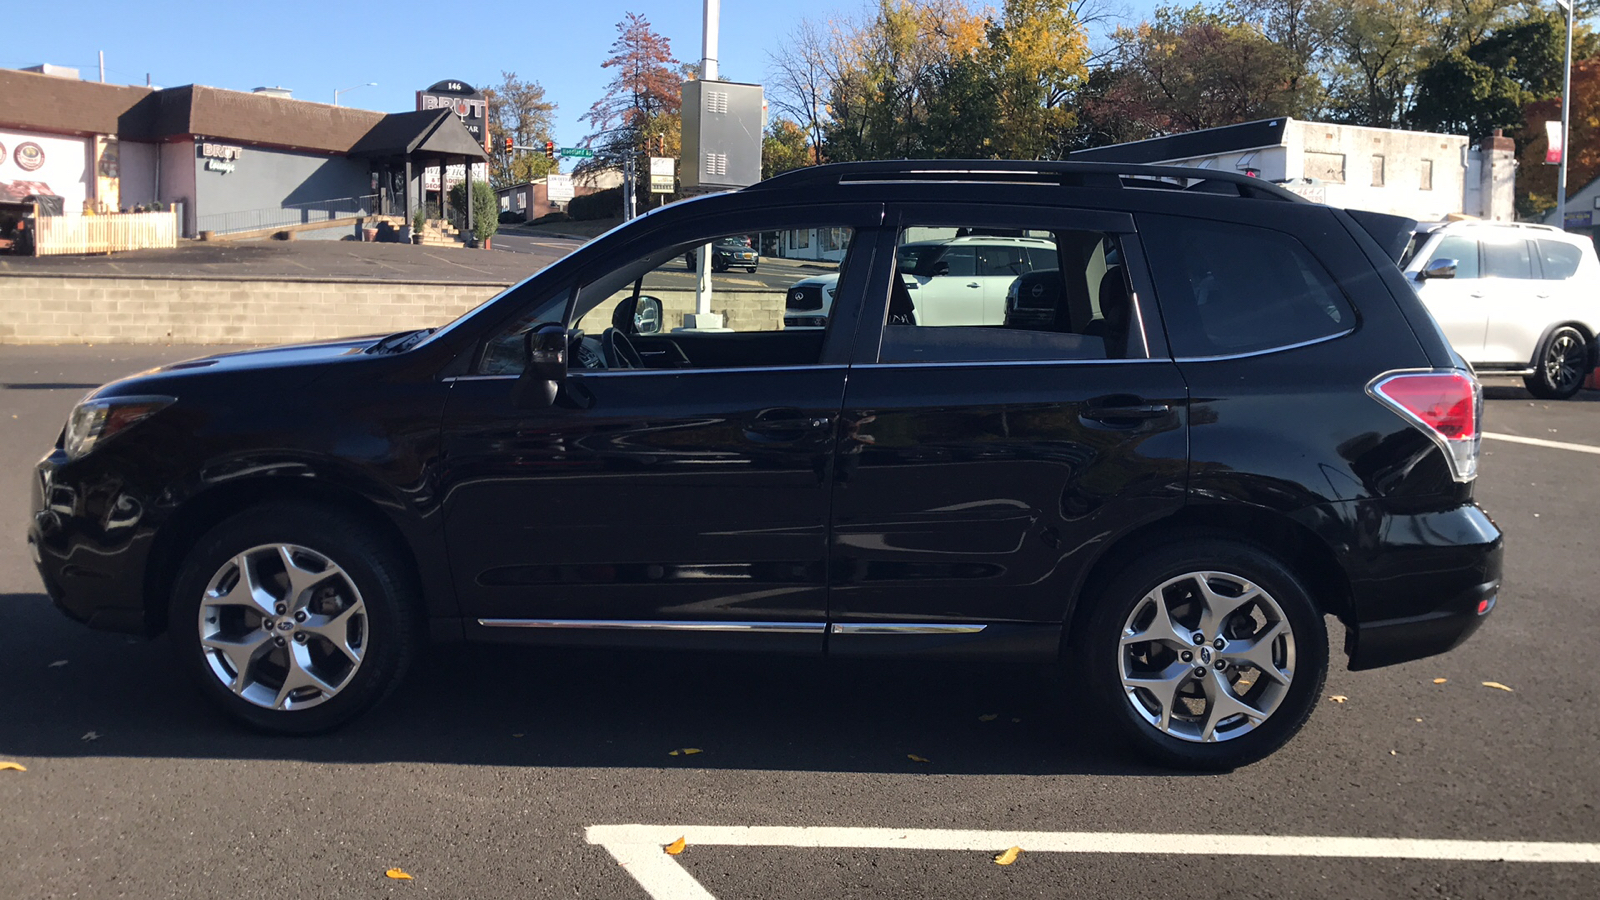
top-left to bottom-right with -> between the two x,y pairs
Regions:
63,395 -> 174,460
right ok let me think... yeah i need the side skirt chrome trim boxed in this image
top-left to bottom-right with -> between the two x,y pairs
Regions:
476,618 -> 826,634
829,623 -> 989,635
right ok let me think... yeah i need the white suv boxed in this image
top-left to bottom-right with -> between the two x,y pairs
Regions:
1404,220 -> 1600,398
784,235 -> 1057,328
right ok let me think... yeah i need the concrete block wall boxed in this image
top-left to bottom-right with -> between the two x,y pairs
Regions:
0,276 -> 507,344
576,289 -> 785,334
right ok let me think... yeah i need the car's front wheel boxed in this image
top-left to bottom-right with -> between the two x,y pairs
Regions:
170,503 -> 420,734
1525,325 -> 1590,399
1073,538 -> 1328,770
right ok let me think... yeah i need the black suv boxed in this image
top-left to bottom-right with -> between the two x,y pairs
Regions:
28,162 -> 1501,769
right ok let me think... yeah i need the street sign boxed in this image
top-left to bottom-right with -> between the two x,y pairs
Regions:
559,147 -> 595,159
546,173 -> 574,203
649,157 -> 675,193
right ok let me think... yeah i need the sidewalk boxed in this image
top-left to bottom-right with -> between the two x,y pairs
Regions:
0,240 -> 553,285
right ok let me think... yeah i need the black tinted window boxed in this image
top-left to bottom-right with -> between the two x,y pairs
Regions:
1144,216 -> 1356,357
1428,235 -> 1479,279
1481,240 -> 1534,279
1536,239 -> 1583,279
976,245 -> 1031,277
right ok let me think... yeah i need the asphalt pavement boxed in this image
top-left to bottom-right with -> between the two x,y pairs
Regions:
1,352 -> 1597,899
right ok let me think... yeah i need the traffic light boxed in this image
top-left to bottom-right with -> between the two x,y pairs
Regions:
545,140 -> 555,160
504,136 -> 513,153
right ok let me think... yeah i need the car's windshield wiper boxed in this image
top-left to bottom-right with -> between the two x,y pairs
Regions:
366,328 -> 435,354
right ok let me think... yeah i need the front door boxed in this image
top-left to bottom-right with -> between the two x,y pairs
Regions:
439,208 -> 880,648
1414,233 -> 1489,361
828,206 -> 1189,656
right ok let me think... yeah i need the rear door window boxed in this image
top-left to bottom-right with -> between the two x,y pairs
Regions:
1141,215 -> 1357,358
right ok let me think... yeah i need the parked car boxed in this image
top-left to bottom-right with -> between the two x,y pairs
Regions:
684,235 -> 759,273
29,160 -> 1500,770
1402,219 -> 1600,398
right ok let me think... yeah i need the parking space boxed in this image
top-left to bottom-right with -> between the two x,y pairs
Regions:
2,348 -> 1599,899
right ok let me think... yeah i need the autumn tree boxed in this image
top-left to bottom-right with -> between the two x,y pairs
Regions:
483,71 -> 556,189
1517,58 -> 1600,218
763,119 -> 814,178
581,13 -> 682,169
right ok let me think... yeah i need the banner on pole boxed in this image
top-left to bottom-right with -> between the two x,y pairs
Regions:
1546,121 -> 1564,165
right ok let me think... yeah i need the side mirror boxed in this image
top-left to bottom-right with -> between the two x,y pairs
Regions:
611,294 -> 664,335
511,323 -> 568,409
932,261 -> 951,277
1420,258 -> 1457,280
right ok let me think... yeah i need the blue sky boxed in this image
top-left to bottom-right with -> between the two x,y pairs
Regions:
4,1 -> 1146,171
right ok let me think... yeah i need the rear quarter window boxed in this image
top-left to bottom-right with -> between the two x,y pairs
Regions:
1142,215 -> 1357,358
1536,239 -> 1584,279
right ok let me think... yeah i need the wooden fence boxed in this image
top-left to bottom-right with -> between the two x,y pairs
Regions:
33,211 -> 179,256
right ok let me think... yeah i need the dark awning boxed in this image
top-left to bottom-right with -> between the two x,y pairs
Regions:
349,109 -> 487,161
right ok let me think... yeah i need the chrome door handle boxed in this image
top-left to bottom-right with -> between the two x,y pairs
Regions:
967,282 -> 981,288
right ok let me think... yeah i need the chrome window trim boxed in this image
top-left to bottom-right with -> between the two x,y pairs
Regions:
444,364 -> 849,383
859,358 -> 1166,370
476,618 -> 826,634
829,623 -> 988,635
1171,328 -> 1354,363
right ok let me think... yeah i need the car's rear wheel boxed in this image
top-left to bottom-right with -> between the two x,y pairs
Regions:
1073,538 -> 1327,770
1525,325 -> 1590,399
170,503 -> 420,734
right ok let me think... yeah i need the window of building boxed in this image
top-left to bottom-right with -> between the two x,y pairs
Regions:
1142,216 -> 1356,358
1371,154 -> 1385,187
1420,159 -> 1434,191
877,228 -> 1136,363
1481,239 -> 1534,279
1536,239 -> 1583,279
1429,235 -> 1480,279
1304,151 -> 1346,184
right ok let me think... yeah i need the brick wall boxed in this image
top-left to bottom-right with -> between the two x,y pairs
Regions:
0,276 -> 507,344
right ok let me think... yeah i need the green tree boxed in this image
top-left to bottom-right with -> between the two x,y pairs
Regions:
449,180 -> 499,243
763,118 -> 813,178
983,0 -> 1091,158
483,71 -> 556,188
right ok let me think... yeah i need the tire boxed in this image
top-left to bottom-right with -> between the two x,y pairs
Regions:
746,267 -> 758,273
713,261 -> 727,273
1524,325 -> 1590,400
684,257 -> 695,271
169,502 -> 421,734
1071,537 -> 1328,770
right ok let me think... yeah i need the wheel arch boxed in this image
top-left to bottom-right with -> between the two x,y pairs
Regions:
1063,503 -> 1354,650
1528,320 -> 1597,368
142,476 -> 431,636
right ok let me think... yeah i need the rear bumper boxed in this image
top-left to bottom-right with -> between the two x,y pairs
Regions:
1313,500 -> 1502,670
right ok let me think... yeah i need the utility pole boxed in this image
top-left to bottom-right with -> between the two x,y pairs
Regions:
1556,0 -> 1574,230
98,51 -> 104,83
685,0 -> 725,331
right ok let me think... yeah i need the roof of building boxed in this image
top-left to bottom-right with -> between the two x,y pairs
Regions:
1070,118 -> 1293,164
0,68 -> 153,137
348,108 -> 487,160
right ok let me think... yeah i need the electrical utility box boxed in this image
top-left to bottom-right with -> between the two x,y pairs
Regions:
681,80 -> 765,192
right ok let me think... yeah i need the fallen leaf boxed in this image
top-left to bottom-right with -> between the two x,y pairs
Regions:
978,714 -> 998,722
1329,695 -> 1348,703
907,754 -> 930,763
81,731 -> 100,742
993,846 -> 1023,866
1432,678 -> 1448,684
1482,681 -> 1514,692
668,748 -> 703,757
1414,718 -> 1424,723
664,837 -> 687,856
1389,750 -> 1397,756
48,660 -> 68,668
384,868 -> 412,881
0,762 -> 25,772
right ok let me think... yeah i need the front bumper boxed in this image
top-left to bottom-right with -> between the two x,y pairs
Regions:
29,448 -> 157,635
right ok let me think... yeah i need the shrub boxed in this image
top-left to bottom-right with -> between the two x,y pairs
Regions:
568,187 -> 622,221
449,180 -> 500,243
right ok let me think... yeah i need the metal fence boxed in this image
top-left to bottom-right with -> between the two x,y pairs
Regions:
33,210 -> 179,256
196,194 -> 378,236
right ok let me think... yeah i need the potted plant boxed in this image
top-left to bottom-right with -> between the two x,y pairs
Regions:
410,208 -> 425,244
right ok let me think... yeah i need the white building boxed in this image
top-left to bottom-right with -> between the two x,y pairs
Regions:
1072,118 -> 1516,223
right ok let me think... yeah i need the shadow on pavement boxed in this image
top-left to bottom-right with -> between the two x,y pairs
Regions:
0,591 -> 1176,778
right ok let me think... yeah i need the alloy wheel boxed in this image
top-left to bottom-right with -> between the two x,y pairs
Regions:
1543,330 -> 1586,394
1118,570 -> 1296,743
196,543 -> 367,711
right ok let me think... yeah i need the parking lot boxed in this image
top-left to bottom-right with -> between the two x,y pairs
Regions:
2,345 -> 1598,899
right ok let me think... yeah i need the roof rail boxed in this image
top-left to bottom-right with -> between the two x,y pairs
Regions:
746,160 -> 1307,203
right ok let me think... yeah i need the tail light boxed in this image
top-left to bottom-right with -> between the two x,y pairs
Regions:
1367,370 -> 1481,482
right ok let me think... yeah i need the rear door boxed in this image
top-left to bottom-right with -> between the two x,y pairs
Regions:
827,204 -> 1189,655
1479,236 -> 1541,363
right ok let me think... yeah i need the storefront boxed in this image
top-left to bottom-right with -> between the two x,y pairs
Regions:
0,67 -> 486,242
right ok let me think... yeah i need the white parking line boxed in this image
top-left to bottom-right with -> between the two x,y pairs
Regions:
587,825 -> 1600,900
1484,432 -> 1600,455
